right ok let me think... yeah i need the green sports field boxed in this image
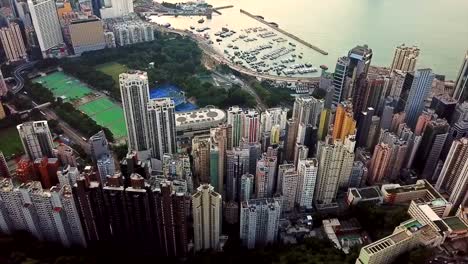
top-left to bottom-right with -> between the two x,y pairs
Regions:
0,126 -> 23,158
33,72 -> 127,139
78,98 -> 127,139
96,62 -> 128,83
33,72 -> 92,101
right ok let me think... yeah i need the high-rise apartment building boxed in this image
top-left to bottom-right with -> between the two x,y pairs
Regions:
296,158 -> 318,209
280,166 -> 298,212
242,109 -> 261,144
73,174 -> 111,242
192,184 -> 221,252
227,106 -> 243,147
149,177 -> 188,256
255,153 -> 277,198
226,147 -> 249,201
332,101 -> 357,142
119,71 -> 150,152
54,143 -> 77,167
348,44 -> 373,79
403,69 -> 435,128
0,152 -> 10,178
27,0 -> 64,57
0,22 -> 27,63
192,135 -> 211,184
368,143 -> 392,184
378,131 -> 408,181
293,96 -> 324,127
390,44 -> 420,72
89,131 -> 115,183
356,107 -> 375,147
210,124 -> 231,195
260,107 -> 288,139
240,198 -> 281,249
17,121 -> 55,160
442,101 -> 468,159
453,50 -> 468,102
436,138 -> 468,210
147,98 -> 177,160
315,136 -> 355,206
240,173 -> 254,201
0,179 -> 86,247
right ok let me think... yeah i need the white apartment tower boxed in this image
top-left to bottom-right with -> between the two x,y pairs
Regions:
147,98 -> 177,160
192,184 -> 222,251
315,136 -> 355,206
240,198 -> 281,249
293,96 -> 324,127
390,44 -> 420,72
0,22 -> 27,63
17,121 -> 55,160
27,0 -> 64,57
436,138 -> 468,209
296,158 -> 318,209
119,71 -> 150,152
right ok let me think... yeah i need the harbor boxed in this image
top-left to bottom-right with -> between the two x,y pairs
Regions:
149,5 -> 327,79
239,9 -> 328,56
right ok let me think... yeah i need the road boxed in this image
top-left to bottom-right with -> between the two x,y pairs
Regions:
11,61 -> 36,94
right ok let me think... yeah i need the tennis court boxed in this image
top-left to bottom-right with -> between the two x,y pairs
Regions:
33,72 -> 92,101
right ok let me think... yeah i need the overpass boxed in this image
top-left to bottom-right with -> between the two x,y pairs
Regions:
154,25 -> 320,84
18,102 -> 51,115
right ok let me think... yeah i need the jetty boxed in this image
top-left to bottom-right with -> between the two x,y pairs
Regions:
240,9 -> 328,55
212,5 -> 234,15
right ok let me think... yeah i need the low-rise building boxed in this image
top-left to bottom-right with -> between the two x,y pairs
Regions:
68,17 -> 106,55
346,186 -> 383,206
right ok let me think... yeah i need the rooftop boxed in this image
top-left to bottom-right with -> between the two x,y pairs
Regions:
443,216 -> 468,231
175,107 -> 226,127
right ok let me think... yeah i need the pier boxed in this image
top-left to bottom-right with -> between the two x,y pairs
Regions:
212,5 -> 234,15
240,9 -> 328,56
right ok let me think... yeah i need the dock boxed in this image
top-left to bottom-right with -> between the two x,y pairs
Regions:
212,5 -> 234,15
240,9 -> 328,56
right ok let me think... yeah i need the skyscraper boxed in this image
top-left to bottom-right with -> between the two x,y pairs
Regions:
240,198 -> 281,249
240,173 -> 254,201
453,50 -> 468,102
356,107 -> 375,147
17,121 -> 55,160
0,151 -> 10,178
0,22 -> 27,63
296,158 -> 318,209
210,124 -> 231,195
192,135 -> 211,184
390,44 -> 420,72
442,102 -> 468,159
416,119 -> 449,180
403,69 -> 435,128
27,0 -> 64,57
284,119 -> 297,162
348,44 -> 373,79
102,174 -> 128,243
227,106 -> 243,147
260,107 -> 288,139
430,94 -> 457,123
436,138 -> 468,210
149,177 -> 188,256
192,184 -> 221,252
293,96 -> 324,127
255,153 -> 277,198
332,56 -> 350,106
73,174 -> 111,243
120,71 -> 150,152
148,97 -> 177,160
242,109 -> 261,144
315,135 -> 355,207
368,143 -> 392,184
280,167 -> 298,212
226,147 -> 249,201
89,131 -> 115,183
332,101 -> 357,142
